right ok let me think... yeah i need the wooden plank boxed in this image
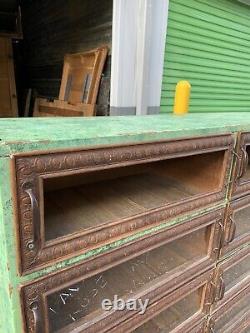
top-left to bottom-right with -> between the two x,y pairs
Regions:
0,37 -> 18,117
24,89 -> 32,117
33,98 -> 95,117
59,47 -> 108,105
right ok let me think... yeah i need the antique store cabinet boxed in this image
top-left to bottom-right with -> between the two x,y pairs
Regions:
0,114 -> 249,333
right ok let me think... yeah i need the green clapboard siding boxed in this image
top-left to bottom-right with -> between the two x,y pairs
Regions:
161,0 -> 250,113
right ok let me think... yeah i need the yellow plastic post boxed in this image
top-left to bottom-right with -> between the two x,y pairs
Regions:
173,80 -> 191,115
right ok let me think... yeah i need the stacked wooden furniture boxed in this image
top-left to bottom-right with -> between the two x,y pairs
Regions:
0,114 -> 249,333
33,47 -> 108,117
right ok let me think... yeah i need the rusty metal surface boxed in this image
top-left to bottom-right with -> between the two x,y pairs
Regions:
14,134 -> 233,273
21,210 -> 222,333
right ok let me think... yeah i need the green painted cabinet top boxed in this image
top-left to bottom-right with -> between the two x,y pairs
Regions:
1,113 -> 250,155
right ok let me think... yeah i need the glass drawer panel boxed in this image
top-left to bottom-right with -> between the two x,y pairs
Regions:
43,150 -> 225,241
224,254 -> 250,293
47,227 -> 210,332
233,206 -> 250,239
242,145 -> 250,181
133,288 -> 202,333
214,293 -> 250,333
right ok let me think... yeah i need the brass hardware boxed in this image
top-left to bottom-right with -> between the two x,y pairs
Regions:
227,216 -> 237,244
218,221 -> 224,249
206,317 -> 215,333
213,221 -> 224,255
216,276 -> 225,301
30,301 -> 42,333
22,182 -> 40,254
238,146 -> 249,179
205,281 -> 217,306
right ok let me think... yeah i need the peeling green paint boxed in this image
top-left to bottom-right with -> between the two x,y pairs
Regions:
0,113 -> 249,155
0,158 -> 23,333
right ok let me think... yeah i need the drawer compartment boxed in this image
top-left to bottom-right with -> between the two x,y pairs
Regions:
112,277 -> 209,333
22,211 -> 222,333
207,285 -> 250,333
212,246 -> 250,310
223,195 -> 250,256
14,135 -> 233,273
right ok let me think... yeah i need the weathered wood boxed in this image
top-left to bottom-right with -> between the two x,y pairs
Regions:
33,98 -> 95,117
34,47 -> 108,117
0,37 -> 18,116
58,47 -> 108,104
21,0 -> 112,115
24,88 -> 32,117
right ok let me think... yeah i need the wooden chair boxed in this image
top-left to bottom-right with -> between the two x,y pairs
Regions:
34,46 -> 108,117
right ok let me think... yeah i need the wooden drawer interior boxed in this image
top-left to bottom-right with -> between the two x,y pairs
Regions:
43,150 -> 225,242
46,226 -> 210,332
131,286 -> 204,333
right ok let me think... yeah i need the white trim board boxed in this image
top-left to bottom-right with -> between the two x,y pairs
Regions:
110,0 -> 169,115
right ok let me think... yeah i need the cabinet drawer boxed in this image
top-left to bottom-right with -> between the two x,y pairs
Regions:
222,196 -> 250,256
212,246 -> 250,310
108,271 -> 211,333
14,135 -> 233,273
22,211 -> 222,333
207,285 -> 250,333
232,132 -> 250,198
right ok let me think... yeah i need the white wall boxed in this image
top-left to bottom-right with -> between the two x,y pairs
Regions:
110,0 -> 169,115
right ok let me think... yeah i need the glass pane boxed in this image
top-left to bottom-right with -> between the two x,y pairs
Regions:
47,227 -> 210,332
233,205 -> 250,239
214,293 -> 250,333
224,254 -> 250,293
43,151 -> 225,241
133,288 -> 202,333
242,145 -> 250,180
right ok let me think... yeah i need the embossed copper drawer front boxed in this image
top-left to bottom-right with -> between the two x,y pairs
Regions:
232,132 -> 250,199
14,135 -> 233,274
222,196 -> 250,256
212,246 -> 250,312
207,285 -> 250,333
22,211 -> 222,333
